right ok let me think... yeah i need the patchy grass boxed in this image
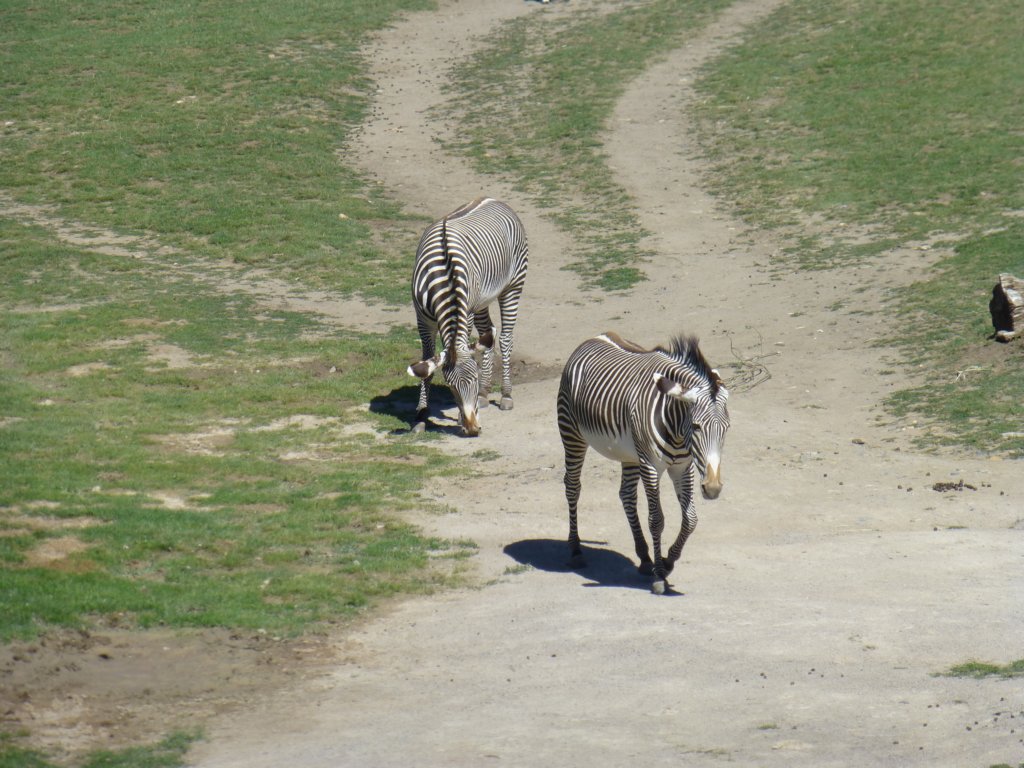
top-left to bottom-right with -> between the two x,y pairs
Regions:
886,229 -> 1024,456
944,659 -> 1024,680
443,0 -> 730,290
0,0 -> 481,655
0,731 -> 197,768
693,0 -> 1024,455
0,220 -> 473,643
0,0 -> 434,302
695,0 -> 1024,262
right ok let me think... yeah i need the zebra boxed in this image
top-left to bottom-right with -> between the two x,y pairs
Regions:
557,332 -> 730,594
407,197 -> 528,436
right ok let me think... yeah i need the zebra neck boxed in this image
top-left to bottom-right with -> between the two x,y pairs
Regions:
656,397 -> 691,451
437,306 -> 472,359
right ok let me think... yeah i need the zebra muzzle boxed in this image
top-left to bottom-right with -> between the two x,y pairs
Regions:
701,463 -> 723,499
461,410 -> 481,437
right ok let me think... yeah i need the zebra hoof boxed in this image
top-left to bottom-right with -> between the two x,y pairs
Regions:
477,395 -> 490,409
651,580 -> 667,595
500,396 -> 514,411
569,554 -> 586,570
411,421 -> 426,434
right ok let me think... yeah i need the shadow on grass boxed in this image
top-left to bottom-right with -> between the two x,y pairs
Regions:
503,538 -> 677,593
369,383 -> 464,437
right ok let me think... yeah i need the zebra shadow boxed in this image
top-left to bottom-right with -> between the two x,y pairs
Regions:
368,383 -> 464,437
503,538 -> 664,592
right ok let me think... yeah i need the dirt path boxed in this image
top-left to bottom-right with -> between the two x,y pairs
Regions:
191,1 -> 1024,766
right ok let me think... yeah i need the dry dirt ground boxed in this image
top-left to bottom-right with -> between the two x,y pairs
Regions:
5,0 -> 1023,766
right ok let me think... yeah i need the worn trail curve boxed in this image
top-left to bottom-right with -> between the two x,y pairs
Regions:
191,1 -> 1024,766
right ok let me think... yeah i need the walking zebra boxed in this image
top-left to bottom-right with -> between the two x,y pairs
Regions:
407,198 -> 528,436
557,332 -> 730,594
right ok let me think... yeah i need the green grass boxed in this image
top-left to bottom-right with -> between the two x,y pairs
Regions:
443,0 -> 731,290
692,0 -> 1024,455
695,0 -> 1024,260
444,0 -> 1024,453
1,0 -> 475,647
0,219 -> 473,642
0,0 -> 432,302
885,228 -> 1024,455
0,1 -> 477,760
944,659 -> 1024,679
0,731 -> 197,768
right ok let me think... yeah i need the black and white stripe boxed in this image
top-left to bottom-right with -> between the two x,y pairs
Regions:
556,332 -> 730,593
408,198 -> 528,435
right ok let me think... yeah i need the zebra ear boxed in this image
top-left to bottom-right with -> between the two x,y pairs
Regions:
474,325 -> 496,351
653,372 -> 684,399
407,355 -> 441,380
711,369 -> 729,400
654,373 -> 703,403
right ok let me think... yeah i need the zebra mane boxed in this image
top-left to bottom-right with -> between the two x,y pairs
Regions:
665,335 -> 721,395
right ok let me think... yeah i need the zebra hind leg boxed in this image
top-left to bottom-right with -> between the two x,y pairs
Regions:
473,309 -> 495,410
562,439 -> 587,570
497,287 -> 523,411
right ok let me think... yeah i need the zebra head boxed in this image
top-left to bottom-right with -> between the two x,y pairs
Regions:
442,349 -> 482,436
407,348 -> 482,436
654,367 -> 730,499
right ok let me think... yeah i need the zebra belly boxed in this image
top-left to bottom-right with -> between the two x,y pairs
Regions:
470,270 -> 518,312
581,425 -> 638,464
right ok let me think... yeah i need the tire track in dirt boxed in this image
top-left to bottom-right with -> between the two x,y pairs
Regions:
191,1 -> 1024,766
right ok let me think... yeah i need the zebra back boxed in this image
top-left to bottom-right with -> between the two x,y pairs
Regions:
412,198 -> 528,356
558,333 -> 727,465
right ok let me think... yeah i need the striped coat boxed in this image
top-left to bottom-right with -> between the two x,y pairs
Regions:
407,198 -> 528,435
557,332 -> 730,593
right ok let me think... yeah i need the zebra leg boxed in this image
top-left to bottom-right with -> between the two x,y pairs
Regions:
665,463 -> 699,575
561,436 -> 588,570
412,316 -> 436,433
473,308 -> 495,410
496,285 -> 524,411
619,463 -> 653,575
640,464 -> 669,594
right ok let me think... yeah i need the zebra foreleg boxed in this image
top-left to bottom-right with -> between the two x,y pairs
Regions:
619,463 -> 653,575
665,463 -> 699,575
641,465 -> 669,594
408,316 -> 437,433
412,374 -> 433,433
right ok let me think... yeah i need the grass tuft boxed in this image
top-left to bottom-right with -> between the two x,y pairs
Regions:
944,659 -> 1024,679
0,731 -> 198,768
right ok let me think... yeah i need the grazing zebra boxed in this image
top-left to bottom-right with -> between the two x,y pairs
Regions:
407,198 -> 528,436
557,332 -> 730,594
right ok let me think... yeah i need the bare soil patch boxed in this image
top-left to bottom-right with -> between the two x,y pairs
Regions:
0,627 -> 338,762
